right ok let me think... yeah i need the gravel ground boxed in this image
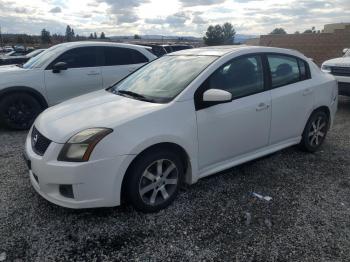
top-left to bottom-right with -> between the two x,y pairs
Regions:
1,97 -> 350,262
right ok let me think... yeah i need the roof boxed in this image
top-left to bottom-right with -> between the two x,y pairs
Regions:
53,41 -> 152,50
168,45 -> 303,57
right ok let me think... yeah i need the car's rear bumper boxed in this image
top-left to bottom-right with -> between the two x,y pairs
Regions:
24,133 -> 132,209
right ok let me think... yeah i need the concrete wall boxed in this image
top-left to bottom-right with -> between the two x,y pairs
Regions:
255,25 -> 350,66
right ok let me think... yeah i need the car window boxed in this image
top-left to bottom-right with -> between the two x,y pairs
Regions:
103,47 -> 148,66
207,55 -> 265,99
267,55 -> 301,88
164,46 -> 173,53
51,47 -> 98,69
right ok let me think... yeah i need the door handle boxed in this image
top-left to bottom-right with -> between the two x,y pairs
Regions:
303,88 -> 313,96
256,103 -> 270,111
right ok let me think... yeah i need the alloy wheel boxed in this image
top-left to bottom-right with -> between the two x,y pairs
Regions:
308,115 -> 327,147
138,159 -> 179,206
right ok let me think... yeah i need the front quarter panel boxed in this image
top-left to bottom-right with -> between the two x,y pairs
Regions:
89,99 -> 199,182
0,69 -> 46,100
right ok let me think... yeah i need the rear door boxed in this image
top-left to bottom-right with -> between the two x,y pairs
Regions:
267,54 -> 314,144
100,46 -> 150,88
44,46 -> 102,105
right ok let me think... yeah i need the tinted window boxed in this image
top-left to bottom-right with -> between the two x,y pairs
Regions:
267,55 -> 301,88
298,59 -> 309,80
52,47 -> 97,69
207,55 -> 264,99
164,46 -> 173,53
104,47 -> 148,66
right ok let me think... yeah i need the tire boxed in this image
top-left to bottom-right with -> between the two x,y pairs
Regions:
0,92 -> 43,130
125,149 -> 184,213
299,110 -> 329,152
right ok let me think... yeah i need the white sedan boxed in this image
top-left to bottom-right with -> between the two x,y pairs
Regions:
24,46 -> 338,213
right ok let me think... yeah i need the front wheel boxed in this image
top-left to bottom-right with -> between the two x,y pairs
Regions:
0,93 -> 43,130
125,150 -> 183,213
299,110 -> 329,152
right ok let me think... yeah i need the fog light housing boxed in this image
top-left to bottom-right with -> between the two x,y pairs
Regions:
59,185 -> 74,199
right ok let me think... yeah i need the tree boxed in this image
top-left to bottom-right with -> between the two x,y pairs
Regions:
94,32 -> 97,39
203,24 -> 224,46
294,31 -> 300,34
303,27 -> 316,34
100,32 -> 106,39
222,22 -> 236,44
134,34 -> 141,39
41,29 -> 51,44
65,25 -> 75,41
89,33 -> 94,39
269,28 -> 287,35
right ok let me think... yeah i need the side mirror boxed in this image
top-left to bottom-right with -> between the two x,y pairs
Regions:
52,62 -> 68,73
203,89 -> 232,103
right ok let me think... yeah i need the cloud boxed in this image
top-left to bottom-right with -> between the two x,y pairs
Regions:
0,0 -> 349,37
179,0 -> 226,7
49,6 -> 62,13
192,15 -> 207,24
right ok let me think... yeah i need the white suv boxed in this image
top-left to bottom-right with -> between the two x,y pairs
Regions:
0,41 -> 156,129
321,49 -> 350,96
24,46 -> 337,213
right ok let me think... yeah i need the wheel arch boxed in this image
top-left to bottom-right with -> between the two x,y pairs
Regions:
311,105 -> 331,121
120,142 -> 193,203
0,86 -> 48,108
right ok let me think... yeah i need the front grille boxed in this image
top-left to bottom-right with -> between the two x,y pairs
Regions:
331,66 -> 350,77
31,126 -> 51,156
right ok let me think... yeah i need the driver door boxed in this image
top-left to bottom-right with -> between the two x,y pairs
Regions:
44,46 -> 103,105
195,54 -> 272,171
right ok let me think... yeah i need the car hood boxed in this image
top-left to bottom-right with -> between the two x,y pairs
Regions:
323,57 -> 350,67
35,90 -> 165,143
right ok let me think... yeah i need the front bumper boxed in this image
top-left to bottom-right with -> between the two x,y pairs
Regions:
24,132 -> 132,209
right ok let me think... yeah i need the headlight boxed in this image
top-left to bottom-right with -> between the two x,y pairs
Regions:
321,64 -> 331,73
58,128 -> 112,162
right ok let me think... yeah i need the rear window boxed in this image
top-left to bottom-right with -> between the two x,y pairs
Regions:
103,47 -> 149,66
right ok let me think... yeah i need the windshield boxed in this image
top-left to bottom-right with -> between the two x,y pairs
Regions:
111,55 -> 217,103
23,45 -> 64,69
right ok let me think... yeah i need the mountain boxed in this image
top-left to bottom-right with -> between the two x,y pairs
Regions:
234,34 -> 258,44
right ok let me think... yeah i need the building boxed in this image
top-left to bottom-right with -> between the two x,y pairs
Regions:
323,23 -> 350,33
247,23 -> 350,65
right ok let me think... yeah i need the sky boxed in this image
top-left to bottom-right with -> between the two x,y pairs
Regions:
0,0 -> 349,37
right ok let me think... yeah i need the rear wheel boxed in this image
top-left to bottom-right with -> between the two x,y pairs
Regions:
0,93 -> 43,130
125,149 -> 183,213
299,110 -> 329,152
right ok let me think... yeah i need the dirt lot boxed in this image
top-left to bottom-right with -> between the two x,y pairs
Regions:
1,97 -> 350,262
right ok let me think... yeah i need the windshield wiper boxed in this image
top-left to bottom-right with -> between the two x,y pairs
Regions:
117,90 -> 147,100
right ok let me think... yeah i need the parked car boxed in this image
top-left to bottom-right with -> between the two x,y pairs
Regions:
161,44 -> 193,54
2,50 -> 28,57
136,44 -> 167,57
3,46 -> 14,52
322,49 -> 350,96
0,41 -> 156,129
0,49 -> 45,66
24,46 -> 338,212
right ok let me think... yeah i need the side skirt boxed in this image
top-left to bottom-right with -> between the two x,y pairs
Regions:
198,137 -> 301,179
